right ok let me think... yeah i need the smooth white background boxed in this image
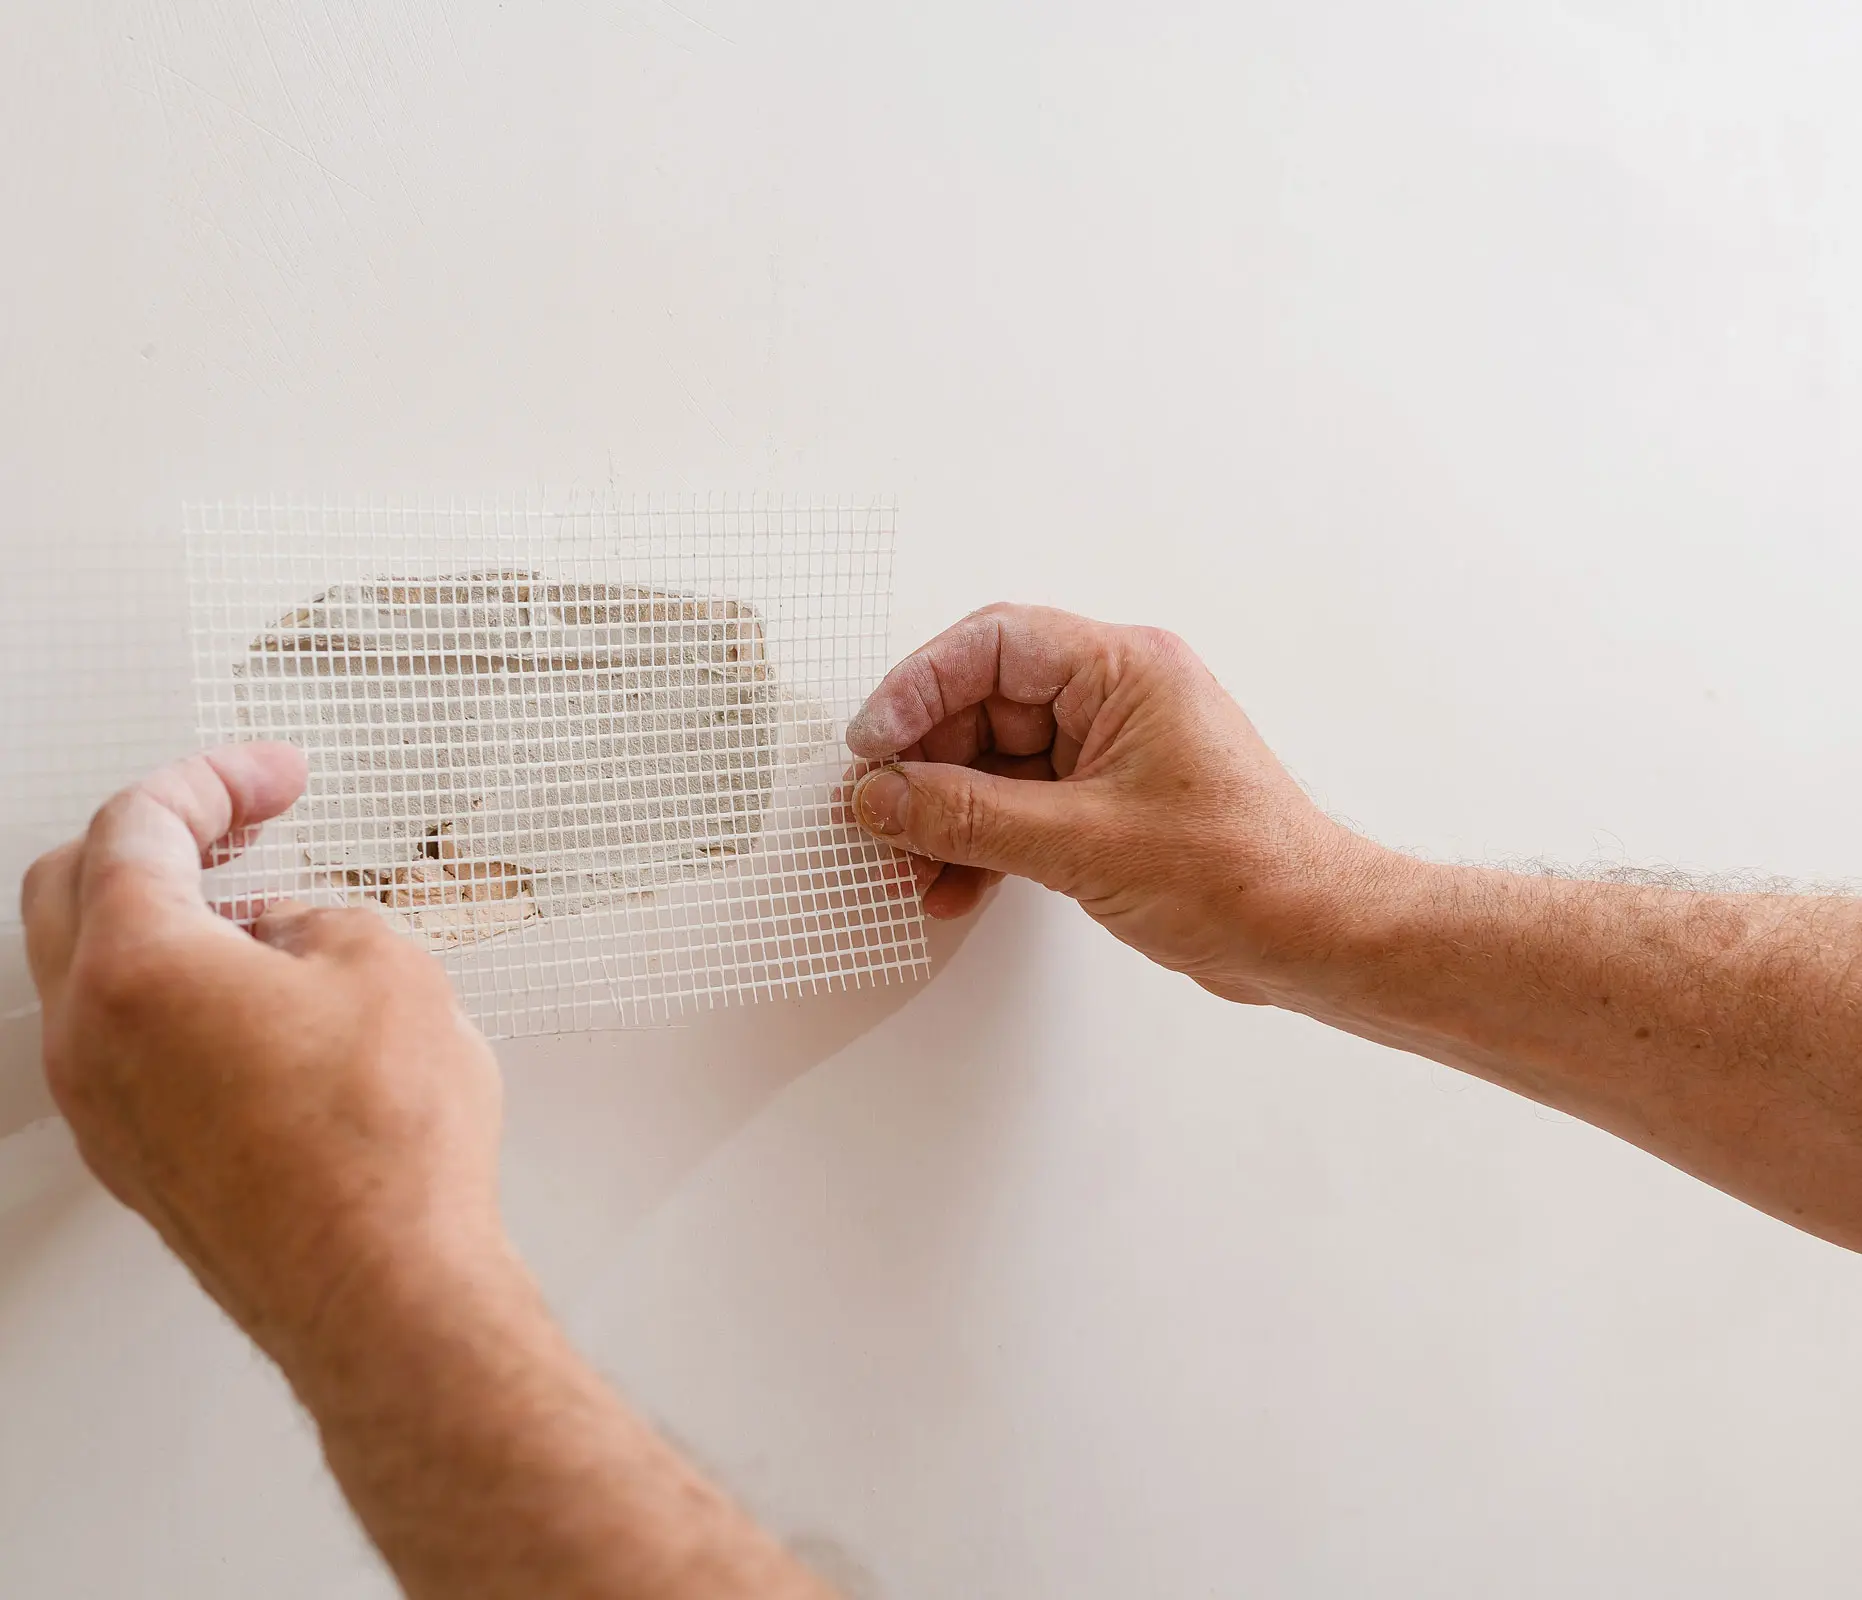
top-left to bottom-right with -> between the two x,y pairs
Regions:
6,2 -> 1862,1594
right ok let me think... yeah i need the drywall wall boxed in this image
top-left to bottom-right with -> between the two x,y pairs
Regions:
7,2 -> 1862,1594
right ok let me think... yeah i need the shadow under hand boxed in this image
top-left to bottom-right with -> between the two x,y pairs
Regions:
0,860 -> 988,1285
498,903 -> 982,1289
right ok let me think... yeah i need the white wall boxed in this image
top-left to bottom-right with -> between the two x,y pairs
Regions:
6,2 -> 1862,1594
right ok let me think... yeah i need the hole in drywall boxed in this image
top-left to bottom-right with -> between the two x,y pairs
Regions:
237,572 -> 799,950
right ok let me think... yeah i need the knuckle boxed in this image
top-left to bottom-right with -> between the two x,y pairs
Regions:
933,777 -> 992,863
905,658 -> 947,732
82,856 -> 165,913
1128,628 -> 1221,705
1132,625 -> 1191,666
74,941 -> 171,1017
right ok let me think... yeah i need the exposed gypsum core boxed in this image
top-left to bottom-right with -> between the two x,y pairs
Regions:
234,574 -> 780,919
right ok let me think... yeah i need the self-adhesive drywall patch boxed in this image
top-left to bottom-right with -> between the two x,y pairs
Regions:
4,498 -> 928,1037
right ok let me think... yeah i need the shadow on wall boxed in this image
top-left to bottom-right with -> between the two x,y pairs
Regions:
496,908 -> 982,1290
0,903 -> 979,1148
0,900 -> 983,1286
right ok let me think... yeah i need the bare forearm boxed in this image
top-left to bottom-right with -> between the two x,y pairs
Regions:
841,604 -> 1862,1249
278,1239 -> 833,1600
1298,854 -> 1862,1250
23,748 -> 835,1595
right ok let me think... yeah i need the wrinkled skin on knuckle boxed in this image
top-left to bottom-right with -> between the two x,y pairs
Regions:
1117,627 -> 1204,702
938,778 -> 992,864
1052,802 -> 1132,903
1129,623 -> 1190,665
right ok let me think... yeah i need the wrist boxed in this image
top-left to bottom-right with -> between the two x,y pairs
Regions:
1276,848 -> 1514,1030
262,1211 -> 541,1422
1209,828 -> 1448,1010
278,1220 -> 831,1600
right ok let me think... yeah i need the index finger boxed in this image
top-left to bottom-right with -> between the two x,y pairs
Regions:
846,604 -> 1122,759
78,743 -> 309,925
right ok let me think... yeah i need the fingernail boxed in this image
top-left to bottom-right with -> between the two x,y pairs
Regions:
853,768 -> 909,835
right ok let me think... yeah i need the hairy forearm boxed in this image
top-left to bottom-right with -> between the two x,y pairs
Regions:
275,1237 -> 832,1600
1298,855 -> 1862,1250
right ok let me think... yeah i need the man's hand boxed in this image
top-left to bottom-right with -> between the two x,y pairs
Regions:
21,742 -> 505,1359
852,604 -> 1862,1254
847,603 -> 1382,1005
21,746 -> 834,1599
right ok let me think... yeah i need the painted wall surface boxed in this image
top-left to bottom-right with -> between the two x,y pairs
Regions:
7,3 -> 1862,1594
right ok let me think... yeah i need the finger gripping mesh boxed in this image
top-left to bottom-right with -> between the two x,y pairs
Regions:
188,498 -> 928,1036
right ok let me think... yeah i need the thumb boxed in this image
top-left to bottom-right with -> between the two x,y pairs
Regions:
79,743 -> 308,926
851,763 -> 1086,884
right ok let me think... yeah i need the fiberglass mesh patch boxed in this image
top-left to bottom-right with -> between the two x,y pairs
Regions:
169,499 -> 928,1035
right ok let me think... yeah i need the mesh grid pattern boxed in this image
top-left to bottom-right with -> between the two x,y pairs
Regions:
5,499 -> 929,1037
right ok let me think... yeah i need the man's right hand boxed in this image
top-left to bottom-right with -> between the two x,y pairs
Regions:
846,603 -> 1388,1006
852,602 -> 1862,1256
